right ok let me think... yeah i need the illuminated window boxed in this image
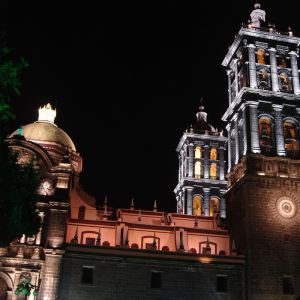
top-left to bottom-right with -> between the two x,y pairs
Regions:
195,146 -> 202,159
283,120 -> 299,153
195,161 -> 202,179
257,48 -> 265,64
210,197 -> 220,217
210,163 -> 217,179
210,148 -> 217,160
258,116 -> 274,153
193,196 -> 202,216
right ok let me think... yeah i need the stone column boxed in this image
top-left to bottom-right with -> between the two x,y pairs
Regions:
12,272 -> 21,300
273,104 -> 286,156
242,105 -> 248,155
226,124 -> 232,172
248,102 -> 261,153
220,189 -> 227,218
204,145 -> 209,179
234,58 -> 239,94
188,143 -> 194,178
219,147 -> 225,180
227,70 -> 232,105
35,211 -> 45,246
248,44 -> 258,88
289,51 -> 300,95
233,114 -> 239,164
186,187 -> 193,215
269,47 -> 279,91
39,250 -> 64,300
203,188 -> 210,217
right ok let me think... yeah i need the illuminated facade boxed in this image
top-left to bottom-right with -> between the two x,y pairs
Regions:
174,105 -> 227,219
0,3 -> 300,300
223,3 -> 300,298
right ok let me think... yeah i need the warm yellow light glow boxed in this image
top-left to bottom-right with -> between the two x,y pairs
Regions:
210,197 -> 220,217
195,161 -> 201,179
210,163 -> 217,179
38,103 -> 56,123
210,148 -> 217,160
195,146 -> 202,159
193,196 -> 202,216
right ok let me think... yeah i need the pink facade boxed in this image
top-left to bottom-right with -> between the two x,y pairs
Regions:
66,189 -> 230,255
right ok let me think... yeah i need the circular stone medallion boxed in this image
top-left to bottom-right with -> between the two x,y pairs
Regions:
276,196 -> 296,219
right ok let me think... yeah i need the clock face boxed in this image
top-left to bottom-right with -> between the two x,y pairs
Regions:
39,179 -> 54,196
276,196 -> 296,219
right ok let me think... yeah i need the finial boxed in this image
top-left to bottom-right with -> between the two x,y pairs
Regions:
138,208 -> 142,221
153,200 -> 157,212
104,194 -> 108,205
96,228 -> 101,246
71,226 -> 78,244
130,197 -> 134,210
206,236 -> 210,248
194,215 -> 198,228
152,233 -> 157,248
38,103 -> 56,123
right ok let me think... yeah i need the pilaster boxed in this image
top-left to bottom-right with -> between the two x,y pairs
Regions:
273,104 -> 286,156
203,188 -> 210,217
248,44 -> 258,88
269,47 -> 279,92
289,51 -> 300,94
248,102 -> 260,153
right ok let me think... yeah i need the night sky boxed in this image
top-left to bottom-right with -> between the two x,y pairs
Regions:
2,1 -> 300,211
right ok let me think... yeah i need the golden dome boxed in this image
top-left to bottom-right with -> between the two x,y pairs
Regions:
10,121 -> 76,151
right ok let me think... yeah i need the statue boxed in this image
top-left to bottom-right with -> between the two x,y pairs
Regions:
250,3 -> 266,28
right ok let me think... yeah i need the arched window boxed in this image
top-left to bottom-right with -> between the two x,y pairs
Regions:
210,148 -> 217,160
78,206 -> 86,220
257,48 -> 265,64
210,163 -> 217,179
195,146 -> 202,159
283,119 -> 299,155
279,72 -> 291,92
189,248 -> 197,254
257,68 -> 269,89
162,246 -> 169,252
192,196 -> 202,216
194,161 -> 201,179
258,116 -> 274,153
210,197 -> 220,217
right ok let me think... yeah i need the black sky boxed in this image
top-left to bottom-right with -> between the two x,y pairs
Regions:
2,1 -> 300,211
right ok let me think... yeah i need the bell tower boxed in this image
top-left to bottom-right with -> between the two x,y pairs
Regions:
174,103 -> 227,219
223,3 -> 300,298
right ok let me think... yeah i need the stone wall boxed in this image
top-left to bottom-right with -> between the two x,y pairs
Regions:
58,246 -> 244,300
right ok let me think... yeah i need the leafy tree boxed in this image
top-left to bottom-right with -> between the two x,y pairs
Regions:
0,44 -> 40,246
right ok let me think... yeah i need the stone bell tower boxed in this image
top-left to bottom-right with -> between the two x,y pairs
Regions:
222,3 -> 300,298
174,103 -> 227,219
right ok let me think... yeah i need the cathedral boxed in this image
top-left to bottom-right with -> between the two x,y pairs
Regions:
1,3 -> 300,299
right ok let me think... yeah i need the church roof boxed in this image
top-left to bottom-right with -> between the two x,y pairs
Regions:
10,120 -> 76,151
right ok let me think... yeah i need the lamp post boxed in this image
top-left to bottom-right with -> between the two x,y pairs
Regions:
15,274 -> 39,299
